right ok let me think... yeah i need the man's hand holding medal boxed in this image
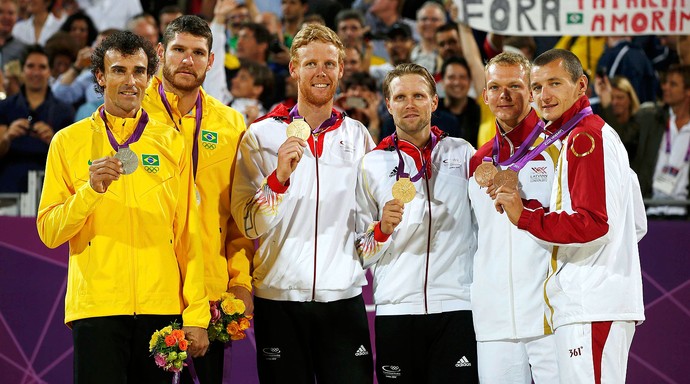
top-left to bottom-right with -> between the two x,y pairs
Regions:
277,118 -> 310,184
88,148 -> 139,193
475,162 -> 523,225
89,156 -> 124,193
380,199 -> 404,235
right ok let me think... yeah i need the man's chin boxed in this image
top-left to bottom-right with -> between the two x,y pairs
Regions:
172,78 -> 202,92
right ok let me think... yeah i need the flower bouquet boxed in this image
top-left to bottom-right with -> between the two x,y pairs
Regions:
207,292 -> 253,343
149,321 -> 188,383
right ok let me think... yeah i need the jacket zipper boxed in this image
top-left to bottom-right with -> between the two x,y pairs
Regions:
312,134 -> 320,301
508,227 -> 517,337
423,175 -> 431,314
126,176 -> 137,316
410,143 -> 432,314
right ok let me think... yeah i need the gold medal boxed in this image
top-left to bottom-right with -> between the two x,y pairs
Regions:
474,161 -> 498,187
286,118 -> 311,140
391,177 -> 416,203
493,169 -> 519,189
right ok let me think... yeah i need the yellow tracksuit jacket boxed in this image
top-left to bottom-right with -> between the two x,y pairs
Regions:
37,108 -> 209,328
143,77 -> 254,301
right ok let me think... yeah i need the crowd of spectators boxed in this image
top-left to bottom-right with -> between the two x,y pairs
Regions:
0,0 -> 689,218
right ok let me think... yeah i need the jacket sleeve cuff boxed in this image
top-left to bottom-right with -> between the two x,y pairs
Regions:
517,208 -> 533,231
267,170 -> 289,193
523,198 -> 544,210
373,222 -> 391,242
77,181 -> 105,209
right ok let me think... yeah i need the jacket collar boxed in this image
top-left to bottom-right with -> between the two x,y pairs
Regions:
546,95 -> 590,134
498,108 -> 541,146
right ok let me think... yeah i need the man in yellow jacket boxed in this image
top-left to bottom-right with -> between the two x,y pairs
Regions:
36,31 -> 210,383
142,15 -> 254,384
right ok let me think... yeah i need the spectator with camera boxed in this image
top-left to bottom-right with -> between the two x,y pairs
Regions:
0,44 -> 74,193
336,71 -> 383,142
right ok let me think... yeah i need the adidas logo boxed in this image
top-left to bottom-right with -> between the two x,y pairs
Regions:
354,345 -> 369,357
455,356 -> 472,367
389,166 -> 398,177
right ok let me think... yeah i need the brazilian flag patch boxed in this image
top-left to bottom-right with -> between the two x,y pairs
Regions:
201,130 -> 218,150
142,154 -> 160,173
566,13 -> 583,24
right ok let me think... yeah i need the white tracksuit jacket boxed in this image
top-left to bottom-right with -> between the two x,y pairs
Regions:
355,127 -> 476,316
231,104 -> 375,302
468,110 -> 560,341
518,97 -> 646,330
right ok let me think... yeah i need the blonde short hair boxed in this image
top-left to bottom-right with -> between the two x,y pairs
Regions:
290,23 -> 345,66
484,51 -> 531,85
382,63 -> 437,100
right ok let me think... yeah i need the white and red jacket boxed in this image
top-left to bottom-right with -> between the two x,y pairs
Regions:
230,103 -> 375,302
469,109 -> 561,341
355,127 -> 476,316
518,97 -> 646,330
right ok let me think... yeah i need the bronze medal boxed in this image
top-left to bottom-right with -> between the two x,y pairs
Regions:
474,161 -> 498,187
391,177 -> 416,203
493,169 -> 519,189
286,118 -> 311,140
114,147 -> 138,175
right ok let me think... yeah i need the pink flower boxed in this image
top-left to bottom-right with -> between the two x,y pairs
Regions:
154,354 -> 167,367
210,300 -> 221,323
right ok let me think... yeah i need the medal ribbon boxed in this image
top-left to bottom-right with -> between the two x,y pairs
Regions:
393,133 -> 439,182
491,119 -> 544,166
507,107 -> 592,172
158,82 -> 203,178
288,105 -> 338,135
664,119 -> 690,162
99,107 -> 149,151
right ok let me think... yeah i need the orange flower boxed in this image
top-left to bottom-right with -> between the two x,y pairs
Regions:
171,329 -> 185,341
231,331 -> 246,341
239,317 -> 251,331
164,335 -> 176,347
226,321 -> 240,335
178,339 -> 188,351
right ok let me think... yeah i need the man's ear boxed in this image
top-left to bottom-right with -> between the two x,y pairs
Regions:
156,42 -> 165,60
207,52 -> 215,72
95,70 -> 105,88
578,74 -> 588,96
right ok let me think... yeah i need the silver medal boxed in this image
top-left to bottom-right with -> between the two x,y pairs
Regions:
115,147 -> 139,175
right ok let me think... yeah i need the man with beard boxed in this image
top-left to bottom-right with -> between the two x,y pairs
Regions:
142,15 -> 254,384
354,63 -> 478,383
231,23 -> 375,384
